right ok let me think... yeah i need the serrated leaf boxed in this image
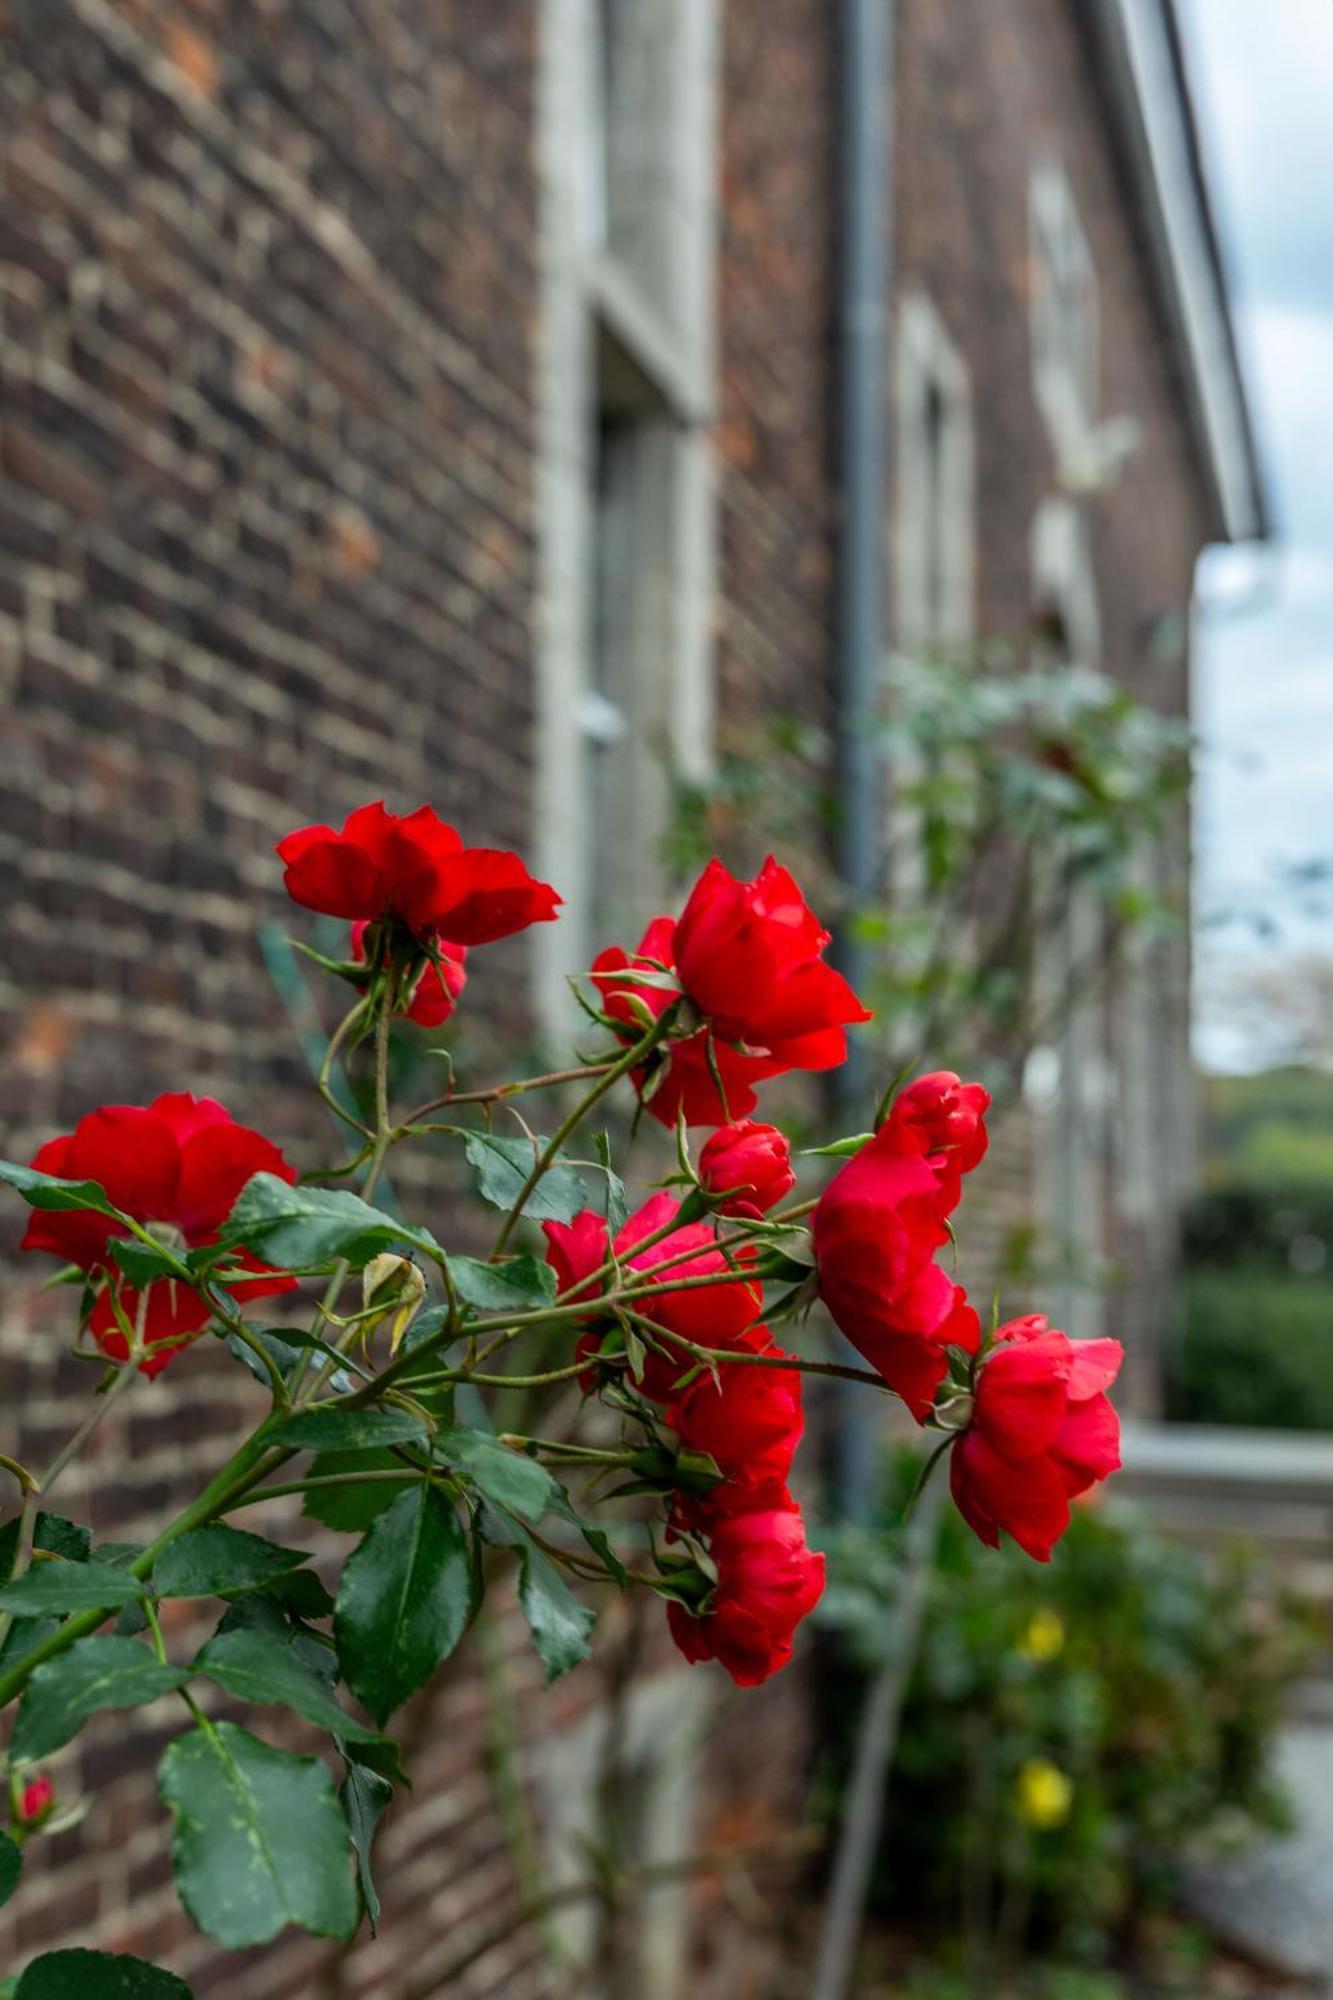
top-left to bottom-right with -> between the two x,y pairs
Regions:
266,1408 -> 429,1454
301,1450 -> 412,1533
446,1255 -> 556,1316
435,1428 -> 554,1523
549,1484 -> 627,1588
192,1627 -> 379,1743
153,1527 -> 309,1601
0,1514 -> 94,1674
341,1754 -> 393,1934
264,1568 -> 337,1621
15,1950 -> 193,1998
517,1543 -> 595,1682
224,1174 -> 438,1272
225,1325 -> 303,1387
335,1484 -> 473,1725
0,1161 -> 129,1224
158,1722 -> 357,1947
0,1833 -> 20,1910
0,1560 -> 143,1616
109,1238 -> 190,1287
213,1594 -> 335,1683
11,1636 -> 188,1761
462,1132 -> 588,1225
593,1134 -> 629,1234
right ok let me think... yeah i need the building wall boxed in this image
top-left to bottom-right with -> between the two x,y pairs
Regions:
0,0 -> 1226,1989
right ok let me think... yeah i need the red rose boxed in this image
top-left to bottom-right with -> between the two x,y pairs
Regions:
544,1190 -> 761,1400
277,801 -> 560,944
22,1094 -> 297,1375
885,1070 -> 991,1207
950,1318 -> 1124,1561
666,1327 -> 803,1517
350,920 -> 467,1029
698,1120 -> 797,1219
18,1775 -> 53,1826
593,857 -> 871,1128
667,1495 -> 826,1686
812,1124 -> 982,1420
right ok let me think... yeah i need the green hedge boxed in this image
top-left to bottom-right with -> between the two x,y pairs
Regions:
1165,1270 -> 1333,1430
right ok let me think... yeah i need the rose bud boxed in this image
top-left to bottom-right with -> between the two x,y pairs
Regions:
361,1253 -> 428,1356
698,1120 -> 797,1219
18,1775 -> 54,1828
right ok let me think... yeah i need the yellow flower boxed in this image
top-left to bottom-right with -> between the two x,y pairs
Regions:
1015,1759 -> 1073,1830
1018,1608 -> 1066,1662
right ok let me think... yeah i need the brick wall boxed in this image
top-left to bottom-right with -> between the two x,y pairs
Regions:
0,0 -> 1226,1989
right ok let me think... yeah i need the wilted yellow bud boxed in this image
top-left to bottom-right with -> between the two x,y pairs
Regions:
361,1253 -> 427,1356
1017,1608 -> 1065,1662
1015,1759 -> 1073,1831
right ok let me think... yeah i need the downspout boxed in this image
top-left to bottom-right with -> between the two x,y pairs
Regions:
830,0 -> 894,1524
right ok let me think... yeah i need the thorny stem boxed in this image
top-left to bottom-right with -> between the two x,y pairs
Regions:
399,1060 -> 619,1129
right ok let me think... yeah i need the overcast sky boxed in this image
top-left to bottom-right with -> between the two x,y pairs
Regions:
1174,0 -> 1333,1068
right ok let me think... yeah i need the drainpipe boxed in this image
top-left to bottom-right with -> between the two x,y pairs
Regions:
831,0 -> 894,1525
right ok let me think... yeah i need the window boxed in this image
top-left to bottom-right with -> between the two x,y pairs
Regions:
1030,162 -> 1099,468
535,0 -> 719,1030
1026,498 -> 1109,1340
889,291 -> 975,1010
894,290 -> 974,654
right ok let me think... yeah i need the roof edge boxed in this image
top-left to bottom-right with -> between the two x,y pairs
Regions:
1088,0 -> 1269,543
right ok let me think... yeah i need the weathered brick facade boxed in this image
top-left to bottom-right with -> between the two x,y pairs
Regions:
0,0 -> 1254,1991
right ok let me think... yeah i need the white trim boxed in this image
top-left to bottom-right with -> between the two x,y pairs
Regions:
1103,0 -> 1263,542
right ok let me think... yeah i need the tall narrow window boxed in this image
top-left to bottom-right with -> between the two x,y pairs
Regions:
536,0 -> 718,1028
1030,162 -> 1099,468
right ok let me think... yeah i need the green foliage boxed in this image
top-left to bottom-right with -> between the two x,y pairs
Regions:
192,1627 -> 378,1743
301,1450 -> 412,1532
11,1637 -> 188,1761
819,1486 -> 1313,1967
223,1173 -> 439,1271
516,1541 -> 597,1683
1166,1270 -> 1333,1430
334,1484 -> 474,1724
341,1748 -> 394,1933
267,1408 -> 430,1453
158,1721 -> 358,1947
152,1527 -> 310,1601
446,1254 -> 557,1315
0,1833 -> 20,1909
14,1952 -> 193,1998
0,1560 -> 143,1617
1202,1065 -> 1333,1190
435,1428 -> 556,1523
462,1131 -> 589,1224
0,1162 -> 130,1227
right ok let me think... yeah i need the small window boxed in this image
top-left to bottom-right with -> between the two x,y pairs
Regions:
894,290 -> 975,653
1030,163 -> 1099,463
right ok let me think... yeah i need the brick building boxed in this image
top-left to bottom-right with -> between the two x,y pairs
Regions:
0,1 -> 1261,1994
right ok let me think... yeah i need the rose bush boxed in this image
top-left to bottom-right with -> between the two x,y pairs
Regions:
0,807 -> 1122,1988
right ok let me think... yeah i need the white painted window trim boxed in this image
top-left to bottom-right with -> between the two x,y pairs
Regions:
534,0 -> 719,1034
1029,161 -> 1100,478
893,287 -> 975,653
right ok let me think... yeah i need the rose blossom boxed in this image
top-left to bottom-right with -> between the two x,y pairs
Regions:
592,858 -> 871,1126
22,1093 -> 296,1376
698,1120 -> 796,1219
666,1495 -> 826,1686
665,1325 -> 803,1519
950,1317 -> 1123,1561
543,1191 -> 761,1400
277,801 -> 560,944
350,918 -> 467,1029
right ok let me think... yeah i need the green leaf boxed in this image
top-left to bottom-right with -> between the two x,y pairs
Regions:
109,1238 -> 189,1287
435,1429 -> 555,1523
0,1161 -> 129,1225
15,1950 -> 193,1998
338,1733 -> 409,1788
0,1514 -> 94,1674
153,1527 -> 309,1601
266,1408 -> 429,1454
11,1636 -> 188,1761
264,1568 -> 336,1621
594,1133 -> 629,1234
193,1627 -> 379,1743
517,1543 -> 596,1683
462,1132 -> 588,1225
224,1325 -> 303,1387
301,1451 -> 412,1533
159,1721 -> 357,1947
224,1173 -> 438,1272
341,1753 -> 393,1934
0,1559 -> 143,1616
0,1833 -> 20,1910
213,1595 -> 334,1682
446,1255 -> 556,1316
549,1484 -> 626,1588
335,1484 -> 473,1725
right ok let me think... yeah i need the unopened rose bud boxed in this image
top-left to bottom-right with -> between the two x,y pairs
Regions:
18,1774 -> 54,1828
698,1120 -> 796,1219
361,1253 -> 427,1356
